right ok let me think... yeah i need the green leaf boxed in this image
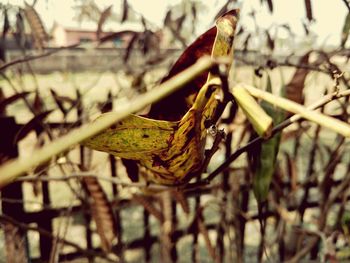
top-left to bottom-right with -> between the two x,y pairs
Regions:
82,113 -> 177,160
252,74 -> 284,203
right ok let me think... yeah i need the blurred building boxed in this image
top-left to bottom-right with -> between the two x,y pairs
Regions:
50,24 -> 135,48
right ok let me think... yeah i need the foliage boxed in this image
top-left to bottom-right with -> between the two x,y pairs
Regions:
1,1 -> 350,262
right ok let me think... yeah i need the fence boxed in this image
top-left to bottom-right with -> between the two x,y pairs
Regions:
5,48 -> 301,74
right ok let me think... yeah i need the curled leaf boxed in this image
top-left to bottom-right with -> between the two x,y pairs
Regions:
83,10 -> 240,185
148,27 -> 217,121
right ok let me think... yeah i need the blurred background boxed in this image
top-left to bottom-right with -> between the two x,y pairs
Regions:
1,1 -> 350,262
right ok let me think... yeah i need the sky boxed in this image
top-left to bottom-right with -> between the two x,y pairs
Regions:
3,0 -> 349,46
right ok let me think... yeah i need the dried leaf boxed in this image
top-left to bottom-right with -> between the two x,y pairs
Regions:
83,177 -> 118,252
172,190 -> 189,214
341,12 -> 350,47
243,33 -> 251,52
100,90 -> 113,113
214,0 -> 233,21
50,89 -> 74,116
133,194 -> 164,222
83,10 -> 239,185
285,53 -> 310,104
303,22 -> 310,35
121,0 -> 128,23
164,10 -> 172,26
141,16 -> 147,29
121,158 -> 139,182
23,3 -> 48,49
174,14 -> 186,31
284,152 -> 298,192
14,110 -> 53,143
97,5 -> 112,40
0,92 -> 31,113
265,29 -> 274,51
189,207 -> 218,261
148,27 -> 217,120
304,0 -> 313,21
266,0 -> 274,13
33,91 -> 45,113
2,8 -> 10,39
14,12 -> 25,48
123,32 -> 139,62
198,216 -> 217,261
191,2 -> 197,21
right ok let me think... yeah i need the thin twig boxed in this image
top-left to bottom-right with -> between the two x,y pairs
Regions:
0,43 -> 80,72
189,88 -> 350,188
16,172 -> 172,191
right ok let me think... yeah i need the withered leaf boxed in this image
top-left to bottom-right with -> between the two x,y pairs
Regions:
83,9 -> 239,185
285,52 -> 310,105
2,8 -> 10,39
14,110 -> 53,143
214,0 -> 233,21
0,92 -> 31,113
121,0 -> 129,23
284,152 -> 298,192
191,2 -> 197,21
50,89 -> 74,116
148,10 -> 239,122
304,0 -> 313,21
266,0 -> 274,13
163,10 -> 172,26
82,177 -> 118,252
97,5 -> 112,40
33,91 -> 45,113
123,32 -> 139,62
15,12 -> 25,48
265,29 -> 274,51
133,194 -> 164,222
23,3 -> 48,49
243,33 -> 251,52
147,27 -> 217,121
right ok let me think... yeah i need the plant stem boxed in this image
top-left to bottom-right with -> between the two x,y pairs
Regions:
240,83 -> 350,137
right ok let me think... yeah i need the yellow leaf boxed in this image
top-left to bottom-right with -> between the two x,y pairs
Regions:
83,10 -> 240,185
